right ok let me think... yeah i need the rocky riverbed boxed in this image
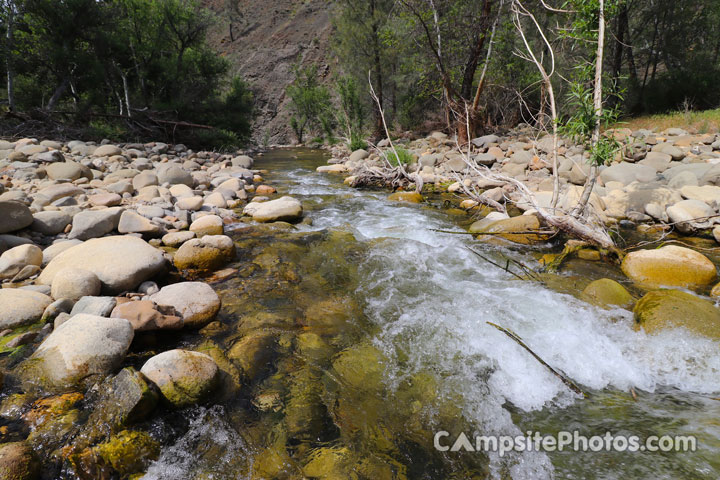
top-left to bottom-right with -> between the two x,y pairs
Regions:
0,138 -> 309,478
0,135 -> 719,479
320,126 -> 720,340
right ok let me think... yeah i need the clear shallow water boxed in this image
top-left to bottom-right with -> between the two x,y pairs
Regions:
146,149 -> 720,479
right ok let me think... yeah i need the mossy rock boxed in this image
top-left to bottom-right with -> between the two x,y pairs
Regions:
621,245 -> 717,290
227,332 -> 278,383
387,192 -> 423,203
96,430 -> 159,477
251,446 -> 296,480
582,279 -> 634,309
0,442 -> 39,480
634,289 -> 720,338
302,446 -> 354,478
474,215 -> 548,245
332,343 -> 387,391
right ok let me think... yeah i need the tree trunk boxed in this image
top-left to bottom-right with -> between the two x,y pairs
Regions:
46,78 -> 70,111
572,0 -> 605,218
370,0 -> 384,140
121,71 -> 132,118
5,0 -> 15,112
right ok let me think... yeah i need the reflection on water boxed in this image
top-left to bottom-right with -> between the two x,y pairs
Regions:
146,148 -> 720,479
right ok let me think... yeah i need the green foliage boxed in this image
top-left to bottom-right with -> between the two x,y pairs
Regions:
0,0 -> 253,146
335,75 -> 367,149
286,64 -> 333,143
386,146 -> 413,167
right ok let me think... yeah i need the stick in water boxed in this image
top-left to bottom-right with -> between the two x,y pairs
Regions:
486,321 -> 586,398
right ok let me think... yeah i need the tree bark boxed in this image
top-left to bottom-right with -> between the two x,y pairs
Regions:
5,0 -> 15,112
46,78 -> 70,111
370,0 -> 384,140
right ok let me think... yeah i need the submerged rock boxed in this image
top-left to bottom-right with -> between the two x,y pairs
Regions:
474,215 -> 545,245
140,349 -> 219,407
387,191 -> 423,203
634,289 -> 720,339
582,278 -> 634,309
621,245 -> 717,289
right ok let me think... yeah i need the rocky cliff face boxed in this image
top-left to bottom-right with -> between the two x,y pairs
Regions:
203,0 -> 336,145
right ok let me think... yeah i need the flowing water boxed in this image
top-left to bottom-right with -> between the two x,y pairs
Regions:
144,148 -> 720,479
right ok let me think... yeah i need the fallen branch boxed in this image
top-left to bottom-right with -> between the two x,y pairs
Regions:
486,321 -> 586,398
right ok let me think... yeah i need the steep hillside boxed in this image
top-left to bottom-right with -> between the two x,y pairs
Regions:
203,0 -> 337,145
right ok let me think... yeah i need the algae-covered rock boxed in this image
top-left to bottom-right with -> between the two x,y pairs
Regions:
285,367 -> 331,441
227,332 -> 278,382
173,235 -> 235,271
582,278 -> 634,309
95,430 -> 160,477
303,446 -> 354,479
0,442 -> 39,480
332,343 -> 387,391
634,289 -> 720,338
474,215 -> 546,245
621,245 -> 717,289
140,349 -> 219,407
387,192 -> 423,203
251,446 -> 296,480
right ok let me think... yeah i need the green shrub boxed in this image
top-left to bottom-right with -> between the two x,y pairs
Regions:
349,133 -> 367,151
386,147 -> 413,167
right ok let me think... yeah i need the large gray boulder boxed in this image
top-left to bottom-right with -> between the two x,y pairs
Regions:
599,162 -> 657,186
31,211 -> 72,235
38,235 -> 167,294
0,289 -> 53,329
0,201 -> 33,234
68,207 -> 123,240
24,314 -> 133,388
158,165 -> 193,187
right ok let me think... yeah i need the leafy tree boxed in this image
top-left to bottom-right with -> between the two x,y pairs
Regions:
286,64 -> 333,143
335,76 -> 367,150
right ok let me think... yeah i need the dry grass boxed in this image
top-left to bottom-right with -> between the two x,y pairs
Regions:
616,108 -> 720,134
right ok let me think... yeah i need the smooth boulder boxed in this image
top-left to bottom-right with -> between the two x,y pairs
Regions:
38,236 -> 167,294
0,201 -> 33,234
243,196 -> 302,223
50,267 -> 101,301
24,314 -> 134,387
0,289 -> 53,329
140,349 -> 219,407
634,289 -> 720,339
173,235 -> 235,271
621,245 -> 717,289
149,282 -> 221,328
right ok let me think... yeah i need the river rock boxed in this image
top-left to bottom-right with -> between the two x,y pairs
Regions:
582,278 -> 634,309
149,282 -> 221,328
68,207 -> 123,240
0,289 -> 52,329
39,235 -> 167,294
24,314 -> 134,388
173,235 -> 235,271
35,184 -> 83,204
0,244 -> 43,280
175,196 -> 203,211
94,145 -> 122,157
349,149 -> 369,163
45,161 -> 89,181
70,296 -> 117,317
0,201 -> 33,234
243,196 -> 302,223
117,210 -> 161,236
599,163 -> 657,186
31,211 -> 72,235
680,185 -> 720,208
474,215 -> 544,245
666,199 -> 715,233
110,300 -> 182,331
231,155 -> 253,168
132,172 -> 158,190
161,231 -> 195,248
140,349 -> 219,407
634,289 -> 720,338
88,193 -> 122,207
158,165 -> 193,187
387,192 -> 423,203
621,245 -> 717,289
189,215 -> 223,236
0,442 -> 39,480
42,240 -> 82,265
50,267 -> 101,301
